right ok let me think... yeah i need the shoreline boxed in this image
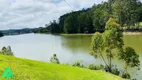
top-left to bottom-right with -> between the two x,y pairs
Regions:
123,32 -> 142,35
61,32 -> 142,36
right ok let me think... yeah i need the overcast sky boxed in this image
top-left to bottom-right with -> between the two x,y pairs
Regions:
0,0 -> 140,30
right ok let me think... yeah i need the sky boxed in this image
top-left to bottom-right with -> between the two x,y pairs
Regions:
0,0 -> 140,30
0,0 -> 109,30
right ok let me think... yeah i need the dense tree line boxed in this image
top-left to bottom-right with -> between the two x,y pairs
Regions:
35,0 -> 142,34
0,31 -> 4,37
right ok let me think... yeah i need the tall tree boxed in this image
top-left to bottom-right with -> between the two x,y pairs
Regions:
112,0 -> 139,27
137,1 -> 142,22
49,20 -> 60,33
103,18 -> 123,72
108,0 -> 112,14
64,14 -> 78,33
90,32 -> 108,68
91,18 -> 124,72
93,3 -> 109,31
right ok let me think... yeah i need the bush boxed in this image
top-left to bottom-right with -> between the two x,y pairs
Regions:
0,46 -> 14,56
104,65 -> 121,76
72,61 -> 84,68
88,64 -> 97,70
50,54 -> 60,64
88,64 -> 104,70
111,68 -> 120,76
104,65 -> 111,72
122,72 -> 131,79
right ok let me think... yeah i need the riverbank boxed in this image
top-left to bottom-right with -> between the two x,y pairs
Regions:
0,54 -> 124,80
123,32 -> 142,35
60,32 -> 142,36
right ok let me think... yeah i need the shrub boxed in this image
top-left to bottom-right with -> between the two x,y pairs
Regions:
72,61 -> 84,68
1,46 -> 14,56
122,72 -> 131,79
104,65 -> 120,76
111,68 -> 120,76
88,64 -> 104,70
88,64 -> 97,70
50,54 -> 60,64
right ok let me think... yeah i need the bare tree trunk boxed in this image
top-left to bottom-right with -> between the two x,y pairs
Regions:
107,49 -> 112,72
125,62 -> 128,73
106,49 -> 110,72
109,54 -> 112,72
100,52 -> 109,69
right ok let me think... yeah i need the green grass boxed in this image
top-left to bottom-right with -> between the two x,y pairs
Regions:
0,54 -> 124,80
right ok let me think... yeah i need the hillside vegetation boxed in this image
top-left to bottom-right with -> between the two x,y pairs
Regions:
35,0 -> 142,34
0,54 -> 124,80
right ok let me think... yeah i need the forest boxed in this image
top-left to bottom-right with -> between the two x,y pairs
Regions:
35,0 -> 142,34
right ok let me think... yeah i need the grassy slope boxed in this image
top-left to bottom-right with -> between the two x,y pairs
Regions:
0,54 -> 124,80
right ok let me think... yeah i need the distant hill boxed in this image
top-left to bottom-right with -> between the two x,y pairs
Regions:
0,28 -> 36,36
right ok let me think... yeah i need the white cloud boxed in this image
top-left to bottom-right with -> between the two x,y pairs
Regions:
65,0 -> 107,10
1,0 -> 138,30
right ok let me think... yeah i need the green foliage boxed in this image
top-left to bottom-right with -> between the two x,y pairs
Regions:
112,0 -> 139,26
111,67 -> 120,76
34,20 -> 60,34
93,2 -> 110,30
105,18 -> 120,30
104,18 -> 124,49
63,10 -> 94,34
72,61 -> 84,68
88,64 -> 96,70
34,0 -> 142,34
64,14 -> 78,33
120,47 -> 140,72
88,64 -> 104,70
104,18 -> 124,72
122,72 -> 131,79
35,27 -> 49,33
91,18 -> 140,79
48,20 -> 60,33
137,2 -> 142,21
124,47 -> 140,67
90,32 -> 104,58
91,18 -> 124,72
1,46 -> 14,56
50,54 -> 60,64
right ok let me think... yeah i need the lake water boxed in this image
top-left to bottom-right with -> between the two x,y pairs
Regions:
0,33 -> 142,79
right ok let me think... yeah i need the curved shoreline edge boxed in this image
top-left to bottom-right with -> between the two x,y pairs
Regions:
60,32 -> 142,36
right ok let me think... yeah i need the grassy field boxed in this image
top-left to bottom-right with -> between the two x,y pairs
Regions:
0,54 -> 124,80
